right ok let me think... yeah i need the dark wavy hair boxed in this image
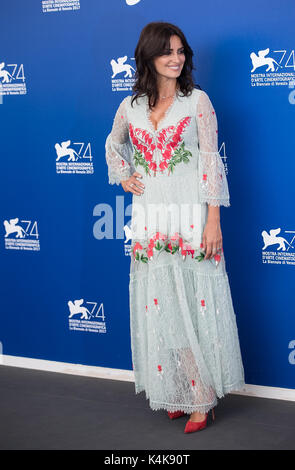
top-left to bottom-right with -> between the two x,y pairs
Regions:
131,21 -> 201,109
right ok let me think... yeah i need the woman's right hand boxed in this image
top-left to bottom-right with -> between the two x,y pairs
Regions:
121,172 -> 145,196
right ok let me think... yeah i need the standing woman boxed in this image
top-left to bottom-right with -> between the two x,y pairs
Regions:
105,22 -> 245,434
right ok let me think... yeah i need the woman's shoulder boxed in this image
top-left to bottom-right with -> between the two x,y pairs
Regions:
190,87 -> 207,102
175,87 -> 205,103
188,88 -> 214,113
177,87 -> 206,114
118,94 -> 132,107
118,93 -> 145,110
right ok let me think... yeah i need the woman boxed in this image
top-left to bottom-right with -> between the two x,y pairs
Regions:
105,22 -> 245,434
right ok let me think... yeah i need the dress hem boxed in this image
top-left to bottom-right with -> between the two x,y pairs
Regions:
134,380 -> 246,414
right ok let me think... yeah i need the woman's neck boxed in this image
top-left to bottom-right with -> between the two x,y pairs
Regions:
157,77 -> 178,98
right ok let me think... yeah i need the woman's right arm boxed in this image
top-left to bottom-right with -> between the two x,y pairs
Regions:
105,97 -> 144,195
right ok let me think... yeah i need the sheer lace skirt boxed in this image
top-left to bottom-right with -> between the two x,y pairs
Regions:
129,253 -> 245,414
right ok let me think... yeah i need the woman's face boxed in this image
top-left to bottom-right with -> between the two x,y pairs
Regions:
153,34 -> 186,80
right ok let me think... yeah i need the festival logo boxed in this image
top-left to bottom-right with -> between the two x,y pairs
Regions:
125,0 -> 141,5
124,221 -> 133,257
3,218 -> 40,251
55,140 -> 94,174
68,299 -> 107,333
250,47 -> 295,88
0,61 -> 27,96
219,142 -> 228,174
111,55 -> 136,92
42,0 -> 80,13
262,227 -> 295,266
288,340 -> 295,365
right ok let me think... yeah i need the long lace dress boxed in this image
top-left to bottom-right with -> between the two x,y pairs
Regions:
105,88 -> 245,414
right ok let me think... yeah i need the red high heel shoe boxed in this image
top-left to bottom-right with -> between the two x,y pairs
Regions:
167,410 -> 186,419
184,407 -> 215,433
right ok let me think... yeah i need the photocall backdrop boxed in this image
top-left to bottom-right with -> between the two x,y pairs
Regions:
1,0 -> 294,392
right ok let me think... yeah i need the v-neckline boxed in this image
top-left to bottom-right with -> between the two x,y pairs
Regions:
145,92 -> 178,133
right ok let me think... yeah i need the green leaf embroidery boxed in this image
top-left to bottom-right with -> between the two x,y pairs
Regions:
133,149 -> 150,174
155,241 -> 162,251
195,252 -> 205,262
132,139 -> 192,175
133,240 -> 207,264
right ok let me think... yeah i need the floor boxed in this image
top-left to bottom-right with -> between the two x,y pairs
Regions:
0,365 -> 294,450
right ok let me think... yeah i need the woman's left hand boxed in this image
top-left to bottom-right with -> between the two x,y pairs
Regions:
202,219 -> 223,259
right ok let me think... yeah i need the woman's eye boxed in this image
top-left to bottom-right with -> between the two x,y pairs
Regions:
160,49 -> 184,56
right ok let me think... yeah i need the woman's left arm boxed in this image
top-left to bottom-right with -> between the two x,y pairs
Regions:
196,90 -> 230,259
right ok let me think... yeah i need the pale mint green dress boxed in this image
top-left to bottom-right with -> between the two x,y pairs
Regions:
105,88 -> 245,414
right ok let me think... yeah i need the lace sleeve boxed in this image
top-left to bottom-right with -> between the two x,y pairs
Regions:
105,96 -> 135,185
196,91 -> 230,207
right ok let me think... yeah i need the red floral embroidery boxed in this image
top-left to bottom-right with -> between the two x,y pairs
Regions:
132,233 -> 223,266
133,241 -> 143,258
214,254 -> 221,263
129,117 -> 192,176
157,364 -> 164,378
154,298 -> 160,313
133,232 -> 206,263
200,299 -> 207,316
